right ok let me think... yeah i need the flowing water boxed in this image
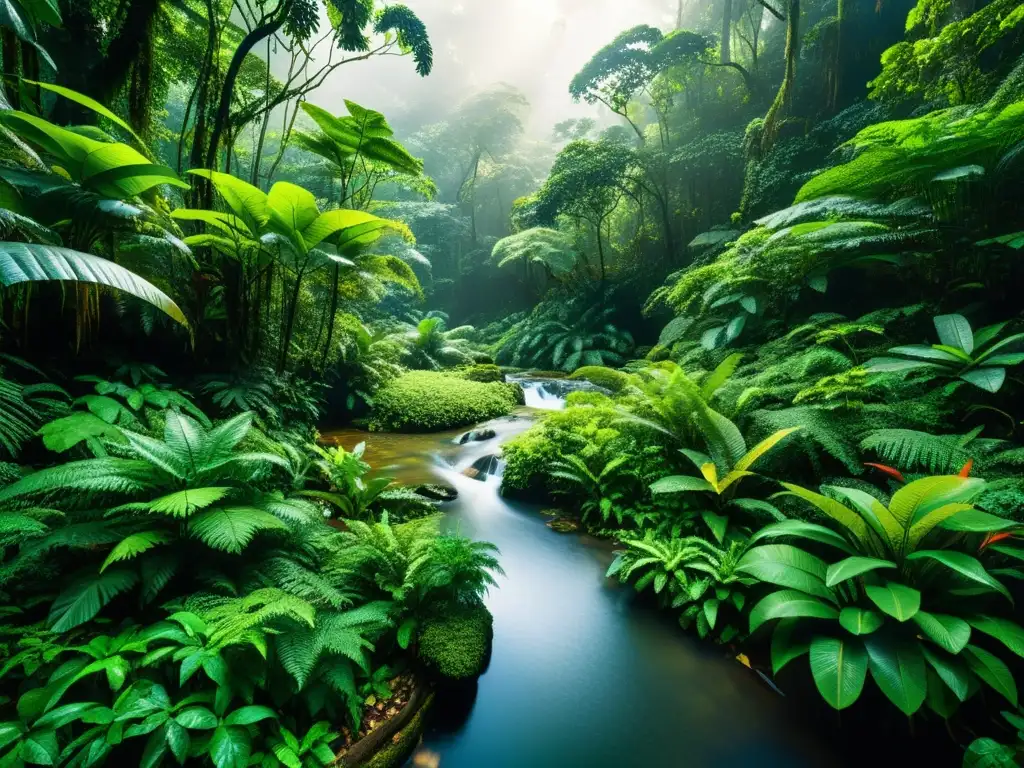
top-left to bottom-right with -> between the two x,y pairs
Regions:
321,379 -> 840,768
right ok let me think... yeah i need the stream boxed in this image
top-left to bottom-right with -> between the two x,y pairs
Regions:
321,378 -> 841,768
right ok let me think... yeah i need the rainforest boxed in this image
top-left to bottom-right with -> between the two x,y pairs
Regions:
0,0 -> 1023,766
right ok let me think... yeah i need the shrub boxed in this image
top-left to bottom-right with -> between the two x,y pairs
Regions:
369,371 -> 520,432
417,604 -> 494,680
455,364 -> 506,383
569,365 -> 632,393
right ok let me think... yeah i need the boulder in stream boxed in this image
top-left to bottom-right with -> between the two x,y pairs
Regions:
453,428 -> 497,445
414,484 -> 459,502
462,454 -> 502,480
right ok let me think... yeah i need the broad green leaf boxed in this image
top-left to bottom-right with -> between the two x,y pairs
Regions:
963,645 -> 1018,706
267,182 -> 320,248
810,636 -> 868,710
865,582 -> 921,622
736,545 -> 834,601
887,345 -> 963,363
650,475 -> 714,494
922,646 -> 970,702
912,612 -> 971,654
961,367 -> 1007,393
889,476 -> 985,529
38,412 -> 124,453
962,738 -> 1017,768
209,725 -> 252,768
27,81 -> 143,148
909,503 -> 980,545
174,707 -> 217,730
934,314 -> 974,355
907,550 -> 1011,601
188,170 -> 269,234
825,557 -> 896,587
863,635 -> 928,715
838,607 -> 884,636
749,590 -> 839,633
776,483 -> 871,546
733,427 -> 801,473
864,357 -> 946,373
749,520 -> 855,554
967,616 -> 1024,657
941,510 -> 1017,533
771,619 -> 808,674
302,209 -> 402,251
0,243 -> 188,327
700,510 -> 728,544
223,706 -> 277,727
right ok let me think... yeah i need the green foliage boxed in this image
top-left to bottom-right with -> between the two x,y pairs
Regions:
495,303 -> 634,372
369,371 -> 520,432
741,475 -> 1024,716
609,535 -> 752,643
866,314 -> 1024,393
417,604 -> 493,680
568,366 -> 632,393
491,228 -> 578,276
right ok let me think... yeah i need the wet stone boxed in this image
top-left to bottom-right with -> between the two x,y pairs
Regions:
415,483 -> 459,502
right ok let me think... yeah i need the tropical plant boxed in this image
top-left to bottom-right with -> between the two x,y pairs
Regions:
548,453 -> 639,526
496,303 -> 634,372
388,316 -> 486,371
631,367 -> 797,540
866,314 -> 1024,393
330,317 -> 404,413
255,721 -> 339,768
293,100 -> 425,210
738,475 -> 1024,716
609,533 -> 752,642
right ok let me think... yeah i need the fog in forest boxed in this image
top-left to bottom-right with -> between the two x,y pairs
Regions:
292,0 -> 683,135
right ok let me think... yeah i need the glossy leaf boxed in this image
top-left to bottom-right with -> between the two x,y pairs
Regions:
865,582 -> 920,622
809,636 -> 868,710
825,557 -> 896,587
863,635 -> 928,715
838,607 -> 884,636
912,612 -> 971,654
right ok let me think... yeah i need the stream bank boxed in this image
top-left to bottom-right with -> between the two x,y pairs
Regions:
322,379 -> 841,768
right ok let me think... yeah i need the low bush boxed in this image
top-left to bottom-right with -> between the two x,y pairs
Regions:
417,604 -> 494,680
369,371 -> 521,432
454,364 -> 506,383
568,365 -> 632,393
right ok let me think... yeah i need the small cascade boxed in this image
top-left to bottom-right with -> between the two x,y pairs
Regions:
510,376 -> 609,410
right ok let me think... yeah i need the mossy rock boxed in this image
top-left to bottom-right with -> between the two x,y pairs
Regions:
418,604 -> 494,681
454,364 -> 505,383
546,517 -> 580,533
569,366 -> 631,393
369,372 -> 520,432
362,693 -> 435,768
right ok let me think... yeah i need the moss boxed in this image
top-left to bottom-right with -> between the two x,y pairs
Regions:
568,366 -> 631,393
454,364 -> 505,383
418,604 -> 493,680
369,372 -> 520,432
362,693 -> 435,768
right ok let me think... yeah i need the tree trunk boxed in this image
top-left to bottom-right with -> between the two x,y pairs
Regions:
204,1 -> 291,180
319,263 -> 341,371
278,268 -> 304,373
830,0 -> 844,112
760,0 -> 800,156
721,0 -> 733,64
92,0 -> 163,123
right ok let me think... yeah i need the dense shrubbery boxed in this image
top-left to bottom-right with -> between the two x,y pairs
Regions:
417,604 -> 494,680
369,371 -> 522,432
568,366 -> 631,393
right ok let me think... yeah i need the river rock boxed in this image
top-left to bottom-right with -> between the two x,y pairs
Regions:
546,517 -> 580,533
453,428 -> 497,445
415,484 -> 458,502
463,455 -> 501,480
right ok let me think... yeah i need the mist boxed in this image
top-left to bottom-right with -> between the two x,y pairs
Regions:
297,0 -> 682,137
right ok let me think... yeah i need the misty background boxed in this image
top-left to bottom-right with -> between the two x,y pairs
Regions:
282,0 -> 686,139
